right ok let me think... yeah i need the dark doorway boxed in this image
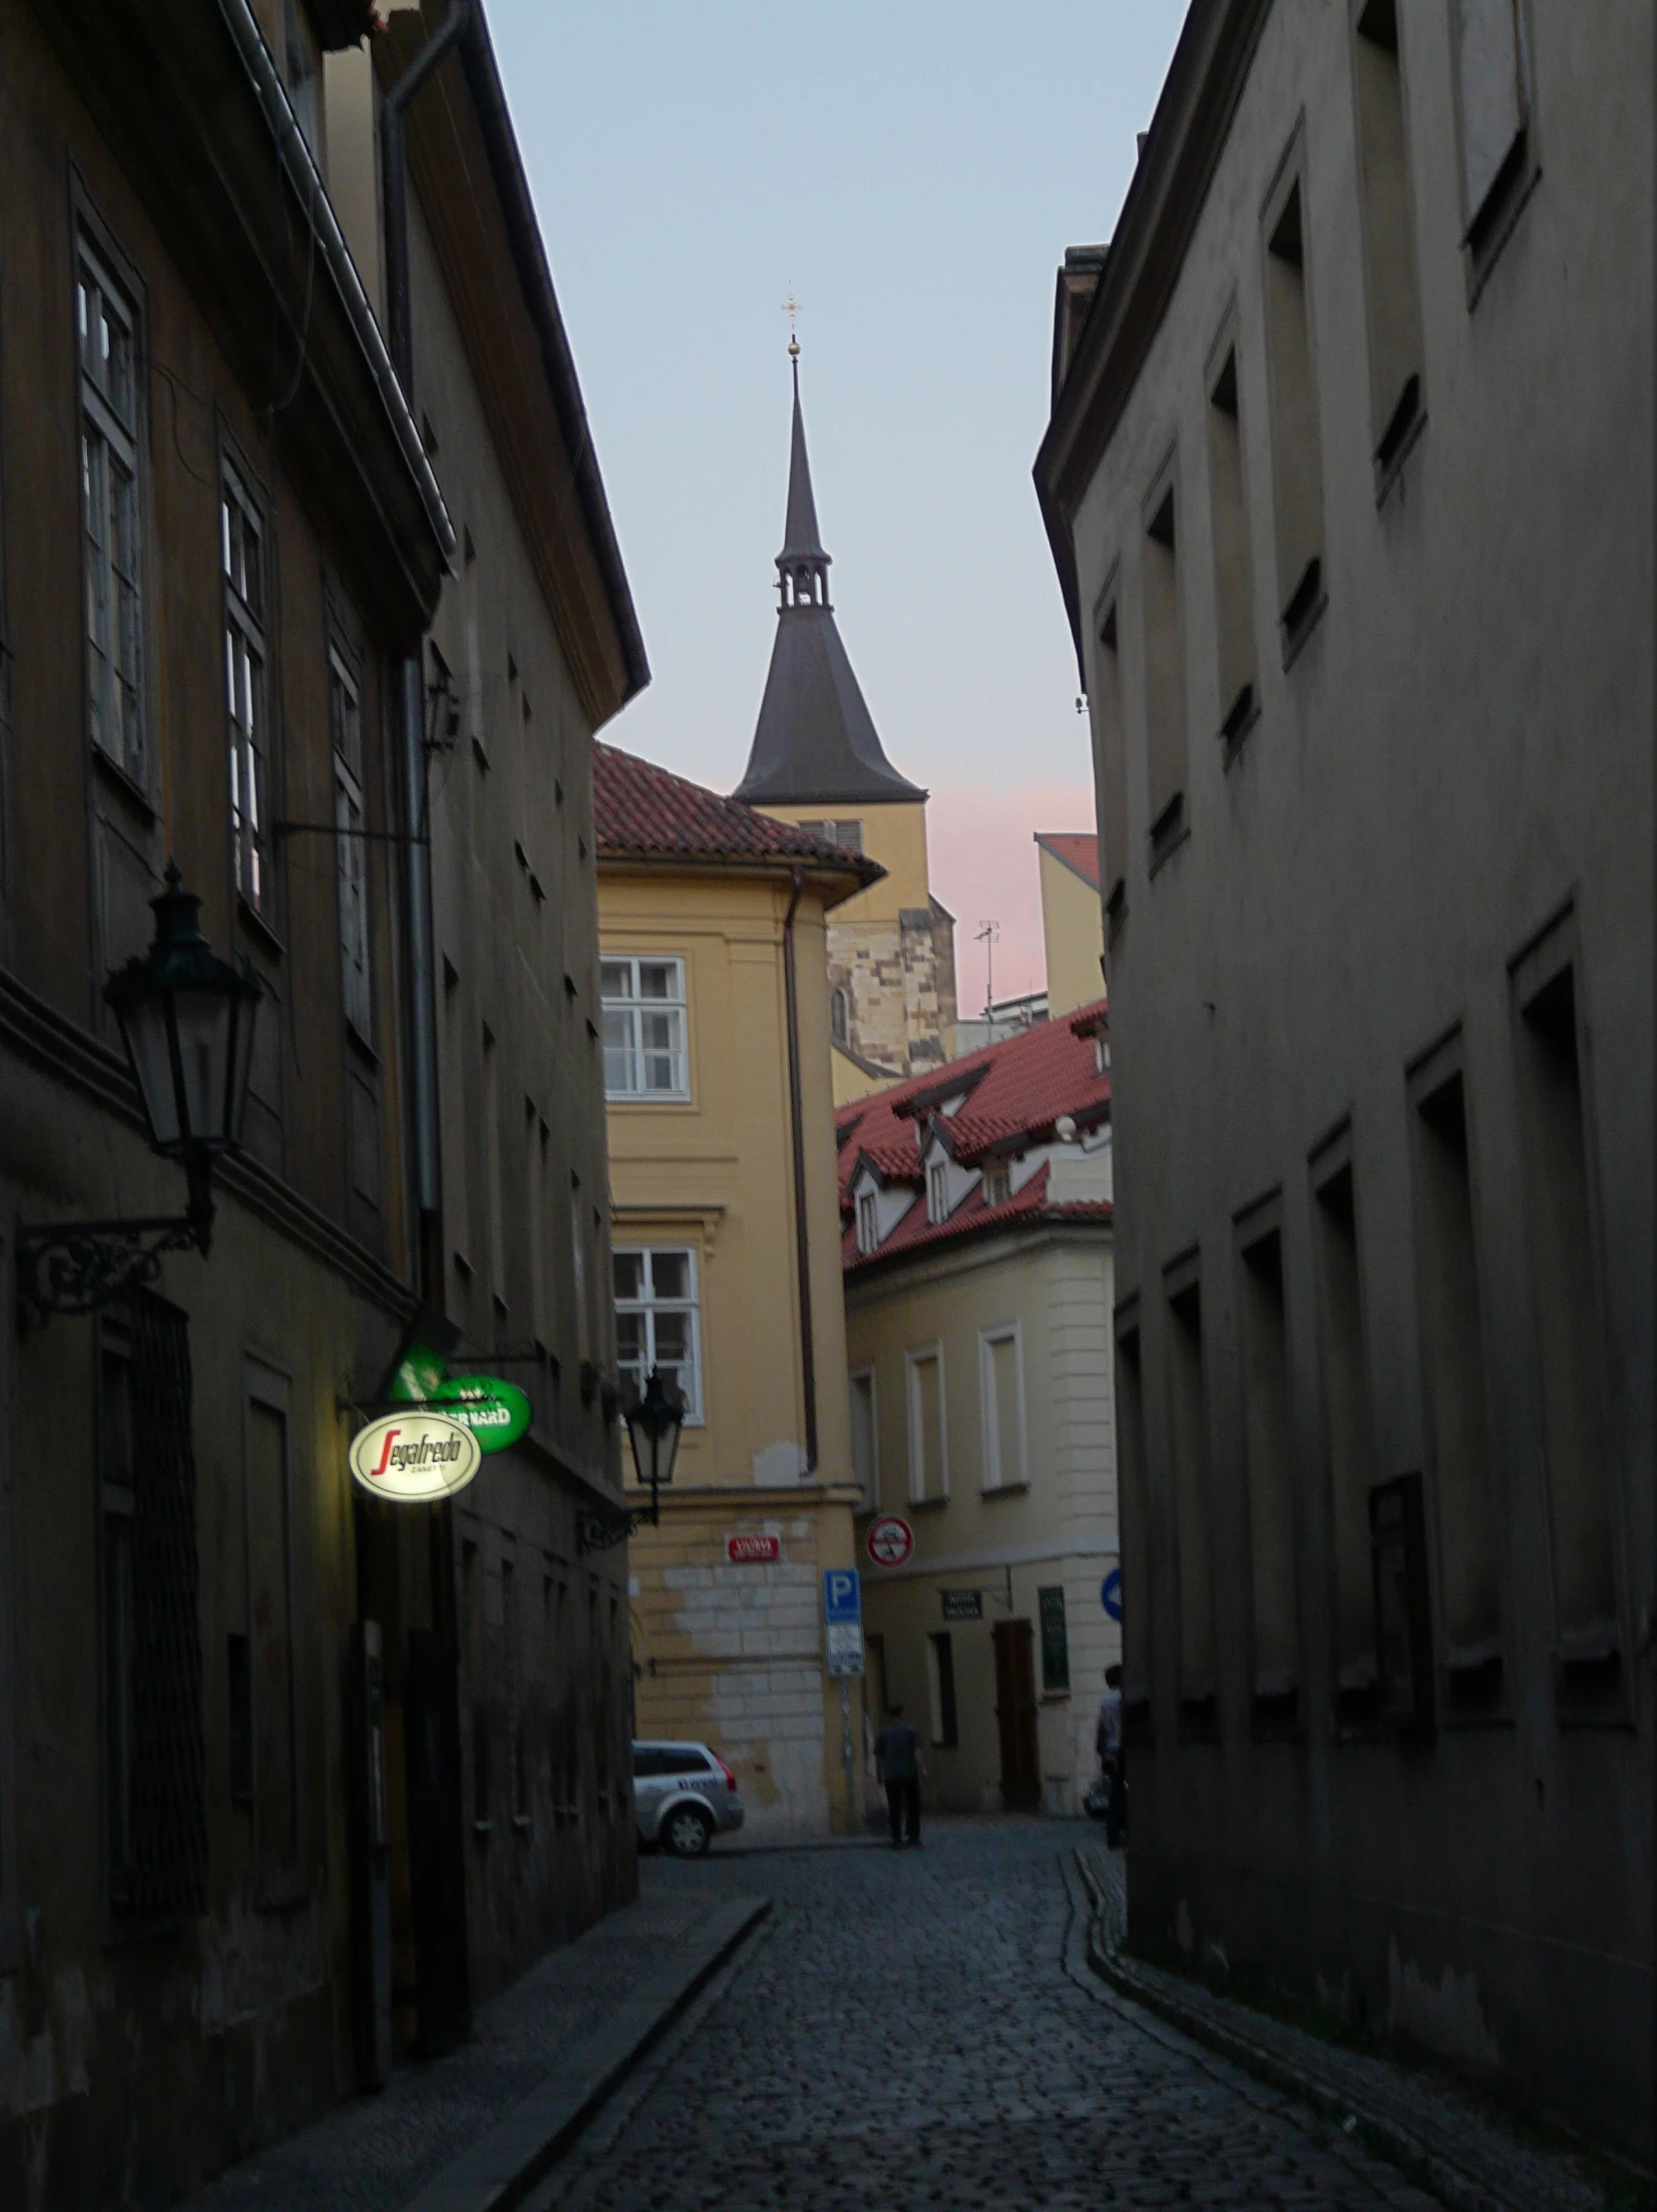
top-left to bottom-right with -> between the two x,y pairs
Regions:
992,1619 -> 1039,1808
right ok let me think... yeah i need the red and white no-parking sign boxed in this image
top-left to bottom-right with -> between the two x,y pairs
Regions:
866,1514 -> 914,1569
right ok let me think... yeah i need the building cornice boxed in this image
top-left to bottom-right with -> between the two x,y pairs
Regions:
1033,0 -> 1273,670
845,1213 -> 1112,1301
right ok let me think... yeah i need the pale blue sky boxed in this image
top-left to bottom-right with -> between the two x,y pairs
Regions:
488,1 -> 1186,1003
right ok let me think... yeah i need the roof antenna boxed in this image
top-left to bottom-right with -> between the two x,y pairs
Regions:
783,285 -> 802,362
976,919 -> 1000,1025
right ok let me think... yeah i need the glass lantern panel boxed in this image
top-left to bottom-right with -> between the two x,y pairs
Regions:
122,993 -> 185,1152
172,985 -> 234,1148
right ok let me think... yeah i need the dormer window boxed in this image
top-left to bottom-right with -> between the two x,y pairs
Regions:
856,1188 -> 879,1256
1095,1034 -> 1109,1074
984,1165 -> 1012,1208
928,1160 -> 950,1226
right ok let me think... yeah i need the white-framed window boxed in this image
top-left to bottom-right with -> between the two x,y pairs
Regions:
849,1364 -> 879,1506
984,1163 -> 1012,1208
927,1159 -> 951,1226
222,463 -> 270,914
799,818 -> 863,854
614,1247 -> 701,1422
330,648 -> 370,1034
856,1188 -> 879,1257
601,955 -> 689,1100
980,1322 -> 1028,1492
78,237 -> 145,781
905,1343 -> 948,1503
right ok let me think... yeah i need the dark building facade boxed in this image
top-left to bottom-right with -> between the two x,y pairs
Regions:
0,2 -> 643,2201
1036,0 -> 1653,2163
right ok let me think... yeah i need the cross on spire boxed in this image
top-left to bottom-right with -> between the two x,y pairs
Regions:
782,286 -> 802,361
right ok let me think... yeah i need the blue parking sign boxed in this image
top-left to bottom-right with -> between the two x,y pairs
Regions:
823,1568 -> 861,1624
1101,1568 -> 1122,1622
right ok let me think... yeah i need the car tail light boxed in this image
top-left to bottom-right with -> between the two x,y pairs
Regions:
716,1756 -> 737,1792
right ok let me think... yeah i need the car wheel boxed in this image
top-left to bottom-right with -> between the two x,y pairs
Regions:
661,1804 -> 713,1858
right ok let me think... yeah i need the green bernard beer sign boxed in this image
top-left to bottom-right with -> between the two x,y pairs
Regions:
385,1338 -> 532,1457
432,1376 -> 532,1453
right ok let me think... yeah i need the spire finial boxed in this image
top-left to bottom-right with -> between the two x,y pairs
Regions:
782,284 -> 802,361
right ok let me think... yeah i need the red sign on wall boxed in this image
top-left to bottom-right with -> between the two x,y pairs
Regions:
725,1532 -> 781,1564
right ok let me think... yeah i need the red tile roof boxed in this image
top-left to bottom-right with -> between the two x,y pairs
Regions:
838,1001 -> 1111,1272
593,743 -> 884,885
1035,831 -> 1101,892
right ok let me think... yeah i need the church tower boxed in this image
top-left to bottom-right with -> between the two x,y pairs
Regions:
734,354 -> 956,1103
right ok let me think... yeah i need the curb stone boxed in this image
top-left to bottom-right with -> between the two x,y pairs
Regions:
1069,1847 -> 1619,2212
399,1894 -> 770,2212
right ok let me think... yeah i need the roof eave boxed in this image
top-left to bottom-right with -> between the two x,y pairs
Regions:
1034,0 -> 1271,680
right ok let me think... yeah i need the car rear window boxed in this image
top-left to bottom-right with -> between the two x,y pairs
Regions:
661,1748 -> 710,1775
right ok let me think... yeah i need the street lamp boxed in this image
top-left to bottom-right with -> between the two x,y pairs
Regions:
623,1367 -> 685,1527
17,864 -> 261,1323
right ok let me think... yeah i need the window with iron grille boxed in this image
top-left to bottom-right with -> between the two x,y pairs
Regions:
78,237 -> 145,782
100,1293 -> 206,1921
331,648 -> 370,1035
222,464 -> 270,914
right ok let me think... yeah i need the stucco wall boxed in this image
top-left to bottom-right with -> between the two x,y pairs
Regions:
848,1228 -> 1116,1814
1055,0 -> 1653,2158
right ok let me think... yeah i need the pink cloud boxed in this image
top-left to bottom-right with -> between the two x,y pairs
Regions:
926,779 -> 1095,1020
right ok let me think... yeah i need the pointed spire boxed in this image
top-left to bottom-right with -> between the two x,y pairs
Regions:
781,357 -> 827,563
732,352 -> 926,810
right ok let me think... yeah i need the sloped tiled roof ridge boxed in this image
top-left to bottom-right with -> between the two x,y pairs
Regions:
593,741 -> 883,881
1035,830 -> 1101,891
838,998 -> 1111,1271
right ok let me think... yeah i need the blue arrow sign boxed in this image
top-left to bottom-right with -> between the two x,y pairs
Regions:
1100,1568 -> 1122,1623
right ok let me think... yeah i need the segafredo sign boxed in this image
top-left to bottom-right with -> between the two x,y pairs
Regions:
349,1410 -> 481,1504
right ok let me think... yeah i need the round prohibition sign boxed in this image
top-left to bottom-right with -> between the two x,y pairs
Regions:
866,1514 -> 915,1569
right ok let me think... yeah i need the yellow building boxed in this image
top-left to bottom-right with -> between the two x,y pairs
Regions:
733,358 -> 956,1104
594,743 -> 879,1839
1035,832 -> 1104,1018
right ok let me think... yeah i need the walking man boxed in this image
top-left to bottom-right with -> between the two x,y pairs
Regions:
874,1701 -> 924,1848
1096,1663 -> 1125,1849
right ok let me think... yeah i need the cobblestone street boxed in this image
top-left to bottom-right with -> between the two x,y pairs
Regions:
527,1820 -> 1445,2212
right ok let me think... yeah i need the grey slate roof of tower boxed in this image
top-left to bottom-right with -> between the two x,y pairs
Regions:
733,363 -> 926,808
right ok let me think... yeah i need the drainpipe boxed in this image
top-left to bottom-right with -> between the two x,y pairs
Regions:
781,871 -> 819,1474
381,0 -> 470,1296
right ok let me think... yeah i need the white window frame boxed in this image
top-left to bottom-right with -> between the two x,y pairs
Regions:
601,954 -> 690,1101
979,1321 -> 1029,1492
856,1187 -> 879,1256
984,1163 -> 1012,1208
848,1363 -> 879,1508
330,646 -> 370,1036
905,1341 -> 948,1505
927,1159 -> 951,1226
78,235 -> 145,783
614,1245 -> 703,1424
222,461 -> 271,915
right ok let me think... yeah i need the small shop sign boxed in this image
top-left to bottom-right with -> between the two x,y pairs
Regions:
940,1588 -> 984,1622
432,1375 -> 532,1454
725,1532 -> 781,1564
350,1410 -> 481,1504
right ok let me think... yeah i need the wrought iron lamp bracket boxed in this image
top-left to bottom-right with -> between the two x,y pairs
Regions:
16,1207 -> 210,1328
576,1492 -> 659,1557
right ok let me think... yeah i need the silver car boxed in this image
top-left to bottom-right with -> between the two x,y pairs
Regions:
632,1739 -> 745,1857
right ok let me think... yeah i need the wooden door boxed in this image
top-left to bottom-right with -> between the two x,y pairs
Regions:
993,1620 -> 1040,1808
